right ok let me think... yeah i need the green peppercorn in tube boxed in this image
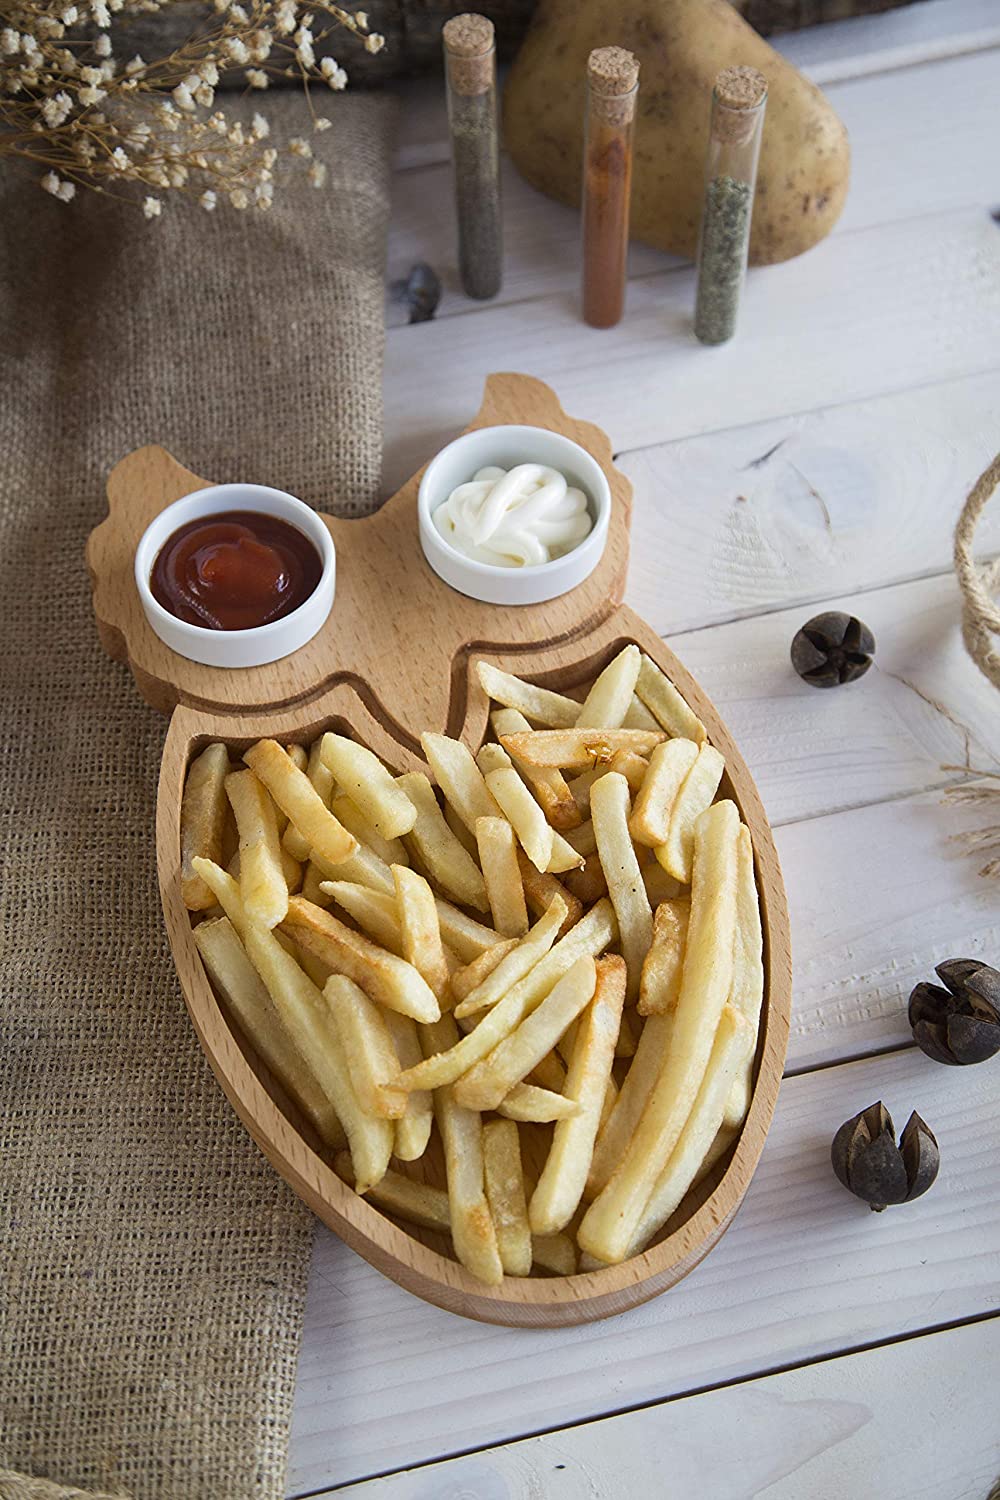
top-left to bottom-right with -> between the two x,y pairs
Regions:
443,13 -> 502,301
694,65 -> 767,346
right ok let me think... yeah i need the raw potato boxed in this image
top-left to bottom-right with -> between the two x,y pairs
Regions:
503,0 -> 849,266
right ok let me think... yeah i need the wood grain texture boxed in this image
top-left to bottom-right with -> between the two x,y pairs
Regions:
88,375 -> 791,1327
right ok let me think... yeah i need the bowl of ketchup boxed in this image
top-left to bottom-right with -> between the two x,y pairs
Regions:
135,483 -> 335,668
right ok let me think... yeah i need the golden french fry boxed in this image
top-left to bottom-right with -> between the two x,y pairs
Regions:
330,794 -> 409,870
383,1009 -> 433,1161
394,863 -> 450,1003
530,955 -> 627,1234
320,879 -> 404,954
453,897 -> 567,1019
586,1012 -> 672,1199
194,916 -> 344,1148
443,798 -> 481,857
433,898 -> 504,962
562,852 -> 608,906
516,852 -> 583,937
642,862 -> 684,906
475,816 -> 529,937
638,898 -> 691,1016
483,1117 -> 532,1277
567,765 -> 601,815
578,800 -> 740,1263
629,738 -> 700,848
532,1232 -> 577,1276
319,732 -> 416,841
181,742 -> 231,910
590,771 -> 652,1005
607,748 -> 649,794
635,654 -> 707,743
295,941 -> 334,990
396,771 -> 488,911
694,1123 -> 738,1188
192,856 -> 247,935
622,696 -> 660,732
241,918 -> 392,1194
563,820 -> 597,857
285,744 -> 308,772
476,741 -> 513,777
397,899 -> 617,1092
483,765 -> 554,872
655,742 -> 726,883
281,741 -> 320,860
598,1072 -> 618,1134
497,1083 -> 579,1123
301,859 -> 334,907
323,974 -> 407,1119
547,828 -> 587,875
530,1050 -> 567,1093
225,768 -> 288,929
628,1006 -> 753,1256
422,1013 -> 503,1287
722,825 -> 764,1129
282,849 -> 303,895
315,839 -> 395,896
616,1006 -> 640,1059
476,660 -> 579,727
421,732 -> 502,833
499,728 -> 665,770
335,1153 -> 450,1231
281,897 -> 441,1023
244,739 -> 358,867
450,938 -> 519,1004
454,955 -> 597,1112
575,644 -> 641,729
491,708 -> 581,831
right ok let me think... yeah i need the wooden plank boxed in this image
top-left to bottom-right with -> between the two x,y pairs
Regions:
381,209 -> 1000,493
387,51 -> 1000,324
325,1315 -> 1000,1498
287,1046 -> 1000,1492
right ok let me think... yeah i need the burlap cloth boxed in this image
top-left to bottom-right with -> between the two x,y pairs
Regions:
0,92 -> 396,1500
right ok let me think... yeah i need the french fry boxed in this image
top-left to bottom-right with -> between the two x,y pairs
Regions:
330,794 -> 409,869
319,732 -> 416,841
422,1013 -> 503,1286
627,1007 -> 753,1256
433,898 -> 504,963
306,735 -> 335,801
281,741 -> 321,860
194,916 -> 344,1148
516,852 -> 583,937
562,821 -> 597,857
642,862 -> 684,906
635,654 -> 707,744
629,738 -> 700,848
694,1123 -> 738,1187
396,771 -> 488,911
575,644 -> 641,729
530,1051 -> 567,1092
450,938 -> 518,1004
228,844 -> 302,899
475,816 -> 529,937
225,768 -> 288,929
532,1232 -> 577,1275
191,856 -> 247,935
722,825 -> 764,1130
421,732 -> 502,833
622,696 -> 660,732
578,800 -> 739,1263
655,742 -> 726,883
497,1083 -> 579,1123
397,899 -> 617,1092
335,1153 -> 450,1231
323,974 -> 407,1119
454,955 -> 597,1112
499,728 -> 665,770
607,748 -> 649,795
453,897 -> 567,1019
443,798 -> 480,858
383,1009 -> 433,1161
475,660 -> 579,727
320,879 -> 404,954
616,1006 -> 640,1059
598,1072 -> 618,1134
491,708 -> 581,831
483,1118 -> 532,1276
638,898 -> 690,1016
476,741 -> 513,777
562,852 -> 607,906
295,941 -> 334,990
281,898 -> 441,1023
590,772 -> 652,1005
244,739 -> 358,867
285,744 -> 309,772
530,955 -> 626,1234
301,859 -> 334,908
567,765 -> 601,815
586,1012 -> 672,1199
483,765 -> 553,871
394,864 -> 450,1003
241,919 -> 392,1194
181,742 -> 231,910
317,840 -> 395,896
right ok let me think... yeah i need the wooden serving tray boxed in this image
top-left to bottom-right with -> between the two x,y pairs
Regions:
86,373 -> 791,1327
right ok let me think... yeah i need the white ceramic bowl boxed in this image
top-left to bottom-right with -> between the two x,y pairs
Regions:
134,483 -> 336,669
418,425 -> 611,606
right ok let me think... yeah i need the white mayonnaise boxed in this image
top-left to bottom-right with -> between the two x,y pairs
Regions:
433,464 -> 593,568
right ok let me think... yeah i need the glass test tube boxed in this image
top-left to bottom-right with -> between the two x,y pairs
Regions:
582,46 -> 639,330
443,13 -> 502,301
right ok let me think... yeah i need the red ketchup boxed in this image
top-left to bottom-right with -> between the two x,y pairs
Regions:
150,510 -> 322,631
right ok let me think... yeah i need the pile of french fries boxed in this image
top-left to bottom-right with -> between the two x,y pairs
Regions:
180,644 -> 764,1283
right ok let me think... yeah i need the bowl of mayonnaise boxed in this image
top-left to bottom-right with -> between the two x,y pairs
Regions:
417,425 -> 611,605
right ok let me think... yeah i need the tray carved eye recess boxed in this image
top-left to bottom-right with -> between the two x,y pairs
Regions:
87,372 -> 791,1328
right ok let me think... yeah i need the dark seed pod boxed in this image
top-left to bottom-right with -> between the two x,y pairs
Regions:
908,960 -> 1000,1066
831,1101 -> 939,1212
391,261 -> 442,324
791,611 -> 875,688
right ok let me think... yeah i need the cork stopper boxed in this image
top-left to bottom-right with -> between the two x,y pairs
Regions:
587,46 -> 639,126
712,65 -> 767,146
443,13 -> 495,95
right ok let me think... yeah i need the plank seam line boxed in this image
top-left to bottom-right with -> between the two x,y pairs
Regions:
291,1306 -> 1000,1497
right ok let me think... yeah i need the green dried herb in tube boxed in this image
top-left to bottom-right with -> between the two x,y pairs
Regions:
694,66 -> 767,346
443,13 -> 502,301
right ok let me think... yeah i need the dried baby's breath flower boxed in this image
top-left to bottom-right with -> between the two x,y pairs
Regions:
199,188 -> 217,210
245,67 -> 268,88
313,114 -> 331,131
307,158 -> 325,187
288,134 -> 311,158
251,110 -> 269,138
142,194 -> 162,217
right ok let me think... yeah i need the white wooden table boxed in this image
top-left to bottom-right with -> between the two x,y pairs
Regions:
288,5 -> 1000,1493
